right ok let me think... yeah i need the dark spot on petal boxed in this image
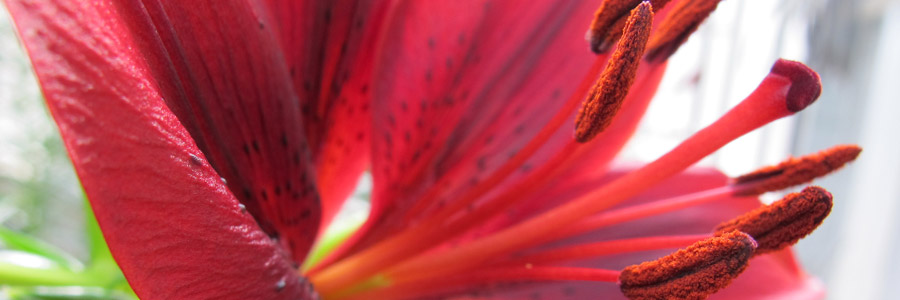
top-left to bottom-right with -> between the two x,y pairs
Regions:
323,8 -> 332,23
387,114 -> 396,128
514,124 -> 526,135
189,154 -> 203,166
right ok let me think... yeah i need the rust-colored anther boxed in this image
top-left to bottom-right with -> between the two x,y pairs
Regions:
619,231 -> 756,300
716,186 -> 833,255
588,0 -> 671,54
732,145 -> 861,196
575,3 -> 652,143
645,0 -> 722,62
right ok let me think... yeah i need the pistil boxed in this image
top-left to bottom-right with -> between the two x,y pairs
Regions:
373,59 -> 821,289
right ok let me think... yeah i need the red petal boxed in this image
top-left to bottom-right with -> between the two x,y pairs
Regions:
113,0 -> 321,261
447,168 -> 824,299
330,0 -> 615,257
258,0 -> 391,229
6,0 -> 315,298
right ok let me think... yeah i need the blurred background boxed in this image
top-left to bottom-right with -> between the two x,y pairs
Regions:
1,0 -> 898,299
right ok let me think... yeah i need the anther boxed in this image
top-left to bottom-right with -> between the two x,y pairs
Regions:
619,231 -> 756,300
576,2 -> 652,143
645,0 -> 722,62
588,0 -> 672,54
732,145 -> 861,196
715,186 -> 832,255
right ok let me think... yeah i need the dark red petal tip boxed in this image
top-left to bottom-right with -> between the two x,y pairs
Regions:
716,186 -> 833,255
771,59 -> 823,112
619,231 -> 757,300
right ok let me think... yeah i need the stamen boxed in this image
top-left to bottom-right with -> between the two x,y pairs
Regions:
576,2 -> 653,142
503,234 -> 708,266
645,0 -> 721,62
715,186 -> 832,255
619,231 -> 756,300
346,267 -> 619,300
374,59 -> 821,287
551,145 -> 851,243
311,42 -> 621,294
588,0 -> 672,53
561,186 -> 733,241
732,145 -> 861,196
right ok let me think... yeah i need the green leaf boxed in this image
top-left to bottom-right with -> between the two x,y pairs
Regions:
0,228 -> 82,271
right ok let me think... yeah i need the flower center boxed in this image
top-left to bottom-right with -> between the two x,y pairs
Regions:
305,1 -> 850,299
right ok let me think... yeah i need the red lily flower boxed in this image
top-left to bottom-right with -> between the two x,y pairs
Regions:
5,0 -> 859,299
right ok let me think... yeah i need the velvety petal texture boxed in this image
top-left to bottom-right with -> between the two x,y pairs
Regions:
259,0 -> 391,230
325,0 -> 678,266
5,0 -> 315,299
331,0 -> 617,259
112,0 -> 322,262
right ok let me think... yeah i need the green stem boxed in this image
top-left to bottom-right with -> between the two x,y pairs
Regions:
0,262 -> 103,286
